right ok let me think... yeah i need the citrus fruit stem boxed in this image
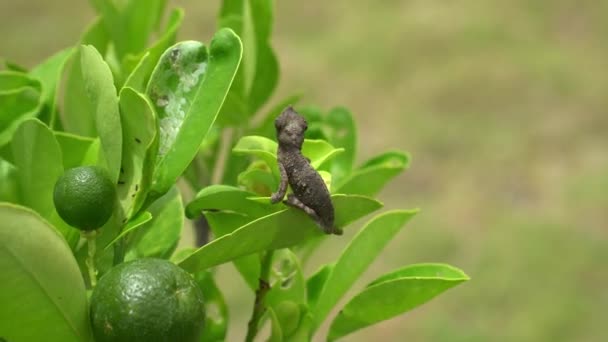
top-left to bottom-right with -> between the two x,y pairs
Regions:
245,250 -> 274,342
83,230 -> 98,287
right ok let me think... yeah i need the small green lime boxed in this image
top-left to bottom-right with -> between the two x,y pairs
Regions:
53,166 -> 115,230
90,258 -> 205,342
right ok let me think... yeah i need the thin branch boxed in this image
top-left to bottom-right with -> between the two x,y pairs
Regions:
245,250 -> 274,342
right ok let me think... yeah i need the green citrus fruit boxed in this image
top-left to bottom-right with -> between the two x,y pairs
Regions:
90,258 -> 205,342
53,165 -> 115,230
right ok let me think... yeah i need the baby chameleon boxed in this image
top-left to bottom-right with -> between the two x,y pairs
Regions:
270,106 -> 342,235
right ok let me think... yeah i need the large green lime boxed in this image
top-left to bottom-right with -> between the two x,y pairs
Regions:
53,165 -> 115,230
90,258 -> 205,342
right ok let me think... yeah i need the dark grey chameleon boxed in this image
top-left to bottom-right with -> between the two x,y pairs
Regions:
270,106 -> 342,235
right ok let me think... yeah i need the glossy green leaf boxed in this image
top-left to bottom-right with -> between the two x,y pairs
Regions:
104,211 -> 153,251
248,25 -> 278,114
232,135 -> 278,172
216,0 -> 277,123
0,158 -> 19,203
89,0 -> 167,59
311,210 -> 419,330
118,87 -> 157,218
195,270 -> 229,342
218,0 -> 244,32
178,194 -> 382,273
301,140 -> 344,169
80,16 -> 109,56
0,70 -> 38,90
11,119 -> 80,247
285,308 -> 315,342
216,0 -> 246,122
248,41 -> 278,114
2,60 -> 27,72
0,71 -> 42,146
125,186 -> 183,260
186,184 -> 273,219
0,204 -> 91,342
233,135 -> 343,175
204,211 -> 260,290
266,249 -> 306,337
11,119 -> 62,217
297,106 -> 326,140
267,249 -> 306,305
306,264 -> 333,310
123,8 -> 184,91
334,151 -> 410,196
61,48 -> 96,136
80,45 -> 123,183
237,160 -> 277,196
326,107 -> 356,183
29,48 -> 74,127
54,132 -> 100,169
327,263 -> 469,341
147,29 -> 242,197
266,307 -> 284,342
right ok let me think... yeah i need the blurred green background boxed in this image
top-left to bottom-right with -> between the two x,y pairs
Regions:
2,1 -> 607,341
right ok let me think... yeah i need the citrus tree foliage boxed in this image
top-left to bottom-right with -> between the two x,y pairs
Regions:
0,1 -> 468,341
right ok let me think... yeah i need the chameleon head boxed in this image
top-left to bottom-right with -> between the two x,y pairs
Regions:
275,106 -> 308,149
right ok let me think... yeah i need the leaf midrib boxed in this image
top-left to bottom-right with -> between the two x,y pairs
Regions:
1,244 -> 83,340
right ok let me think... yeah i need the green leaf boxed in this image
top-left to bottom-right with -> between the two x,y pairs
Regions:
215,0 -> 277,124
267,249 -> 306,305
233,135 -> 343,175
29,48 -> 74,127
125,186 -> 183,260
11,119 -> 80,247
80,45 -> 123,183
80,16 -> 109,56
0,203 -> 91,341
311,210 -> 419,331
204,211 -> 260,290
248,41 -> 278,114
0,70 -> 39,90
327,263 -> 469,341
325,107 -> 356,183
123,8 -> 184,91
0,71 -> 42,146
54,131 -> 100,169
118,87 -> 157,218
11,119 -> 62,217
2,59 -> 28,72
368,263 -> 469,287
301,140 -> 344,169
266,307 -> 284,342
90,0 -> 167,59
103,211 -> 153,251
266,249 -> 306,337
0,158 -> 19,203
194,270 -> 229,342
334,151 -> 410,196
185,184 -> 273,219
306,264 -> 333,310
61,49 -> 96,136
237,160 -> 277,196
232,135 -> 278,172
178,194 -> 382,273
147,28 -> 242,197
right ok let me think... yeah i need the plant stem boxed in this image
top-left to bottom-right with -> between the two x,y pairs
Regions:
245,250 -> 274,342
84,230 -> 98,287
